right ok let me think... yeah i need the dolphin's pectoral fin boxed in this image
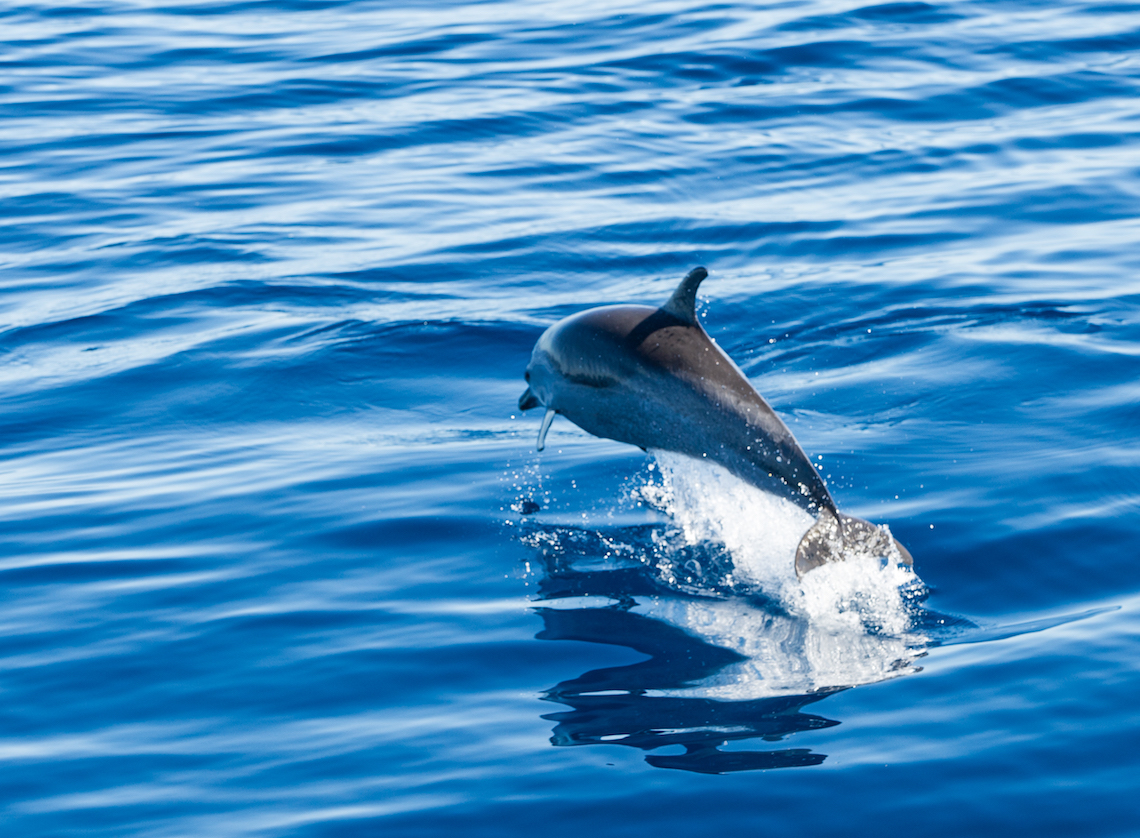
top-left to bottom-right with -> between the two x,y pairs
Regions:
661,266 -> 708,326
519,387 -> 540,411
794,512 -> 913,577
536,408 -> 556,452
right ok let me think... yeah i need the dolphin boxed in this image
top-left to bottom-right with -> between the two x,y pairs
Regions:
518,266 -> 912,577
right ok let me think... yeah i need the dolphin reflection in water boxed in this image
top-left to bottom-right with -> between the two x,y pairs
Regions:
519,267 -> 912,576
538,605 -> 838,773
525,526 -> 933,774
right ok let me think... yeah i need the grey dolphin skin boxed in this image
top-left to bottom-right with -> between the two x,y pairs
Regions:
518,267 -> 912,577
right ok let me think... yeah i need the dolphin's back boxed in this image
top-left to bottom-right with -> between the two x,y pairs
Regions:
520,267 -> 914,576
536,303 -> 835,516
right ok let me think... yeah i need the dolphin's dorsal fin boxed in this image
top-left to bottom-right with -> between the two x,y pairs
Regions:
661,266 -> 708,326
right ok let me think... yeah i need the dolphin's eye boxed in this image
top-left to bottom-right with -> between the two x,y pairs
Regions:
525,371 -> 531,381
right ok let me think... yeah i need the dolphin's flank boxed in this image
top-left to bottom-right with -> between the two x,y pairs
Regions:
518,267 -> 912,577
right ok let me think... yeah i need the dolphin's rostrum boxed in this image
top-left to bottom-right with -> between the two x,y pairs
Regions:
518,267 -> 912,577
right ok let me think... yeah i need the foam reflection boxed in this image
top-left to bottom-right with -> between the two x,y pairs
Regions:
537,604 -> 839,774
521,452 -> 935,772
527,535 -> 927,772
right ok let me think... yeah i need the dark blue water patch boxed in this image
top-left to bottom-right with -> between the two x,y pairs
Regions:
22,4 -> 114,18
263,98 -> 657,159
319,319 -> 540,380
755,296 -> 1109,353
335,251 -> 725,291
942,606 -> 1117,645
995,26 -> 1140,59
727,146 -> 974,183
4,81 -> 384,120
1,41 -> 289,71
0,283 -> 493,354
327,261 -> 584,290
170,280 -> 416,310
979,71 -> 1136,108
0,225 -> 94,254
850,1 -> 963,22
773,231 -> 973,258
0,191 -> 96,217
602,50 -> 781,83
509,10 -> 739,59
764,38 -> 923,69
470,160 -> 669,192
688,69 -> 1138,125
161,0 -> 371,13
904,181 -> 1140,225
1014,131 -> 1132,150
266,113 -> 547,158
1,630 -> 538,727
944,519 -> 1134,604
408,216 -> 973,281
1081,2 -> 1140,11
469,161 -> 595,180
7,0 -> 354,22
373,760 -> 1140,838
316,514 -> 502,552
779,1 -> 965,30
0,193 -> 141,251
176,77 -> 386,115
143,46 -> 290,66
3,128 -> 235,157
0,314 -> 543,447
601,40 -> 929,87
98,238 -> 273,269
593,218 -> 845,244
0,557 -> 203,585
304,32 -> 497,64
0,290 -> 224,347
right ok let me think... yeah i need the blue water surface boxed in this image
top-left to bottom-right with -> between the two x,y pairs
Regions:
2,0 -> 1140,835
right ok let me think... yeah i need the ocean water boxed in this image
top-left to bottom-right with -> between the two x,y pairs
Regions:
2,0 -> 1140,834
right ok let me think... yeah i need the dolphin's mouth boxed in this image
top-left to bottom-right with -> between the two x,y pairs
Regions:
519,387 -> 540,411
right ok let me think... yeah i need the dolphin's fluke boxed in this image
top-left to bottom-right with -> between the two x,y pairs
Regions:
795,511 -> 913,577
661,266 -> 708,325
794,510 -> 841,577
536,408 -> 556,451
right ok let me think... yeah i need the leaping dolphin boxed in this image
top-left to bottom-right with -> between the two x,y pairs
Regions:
518,267 -> 912,577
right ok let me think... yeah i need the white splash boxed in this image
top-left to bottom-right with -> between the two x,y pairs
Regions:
641,450 -> 816,592
631,450 -> 927,696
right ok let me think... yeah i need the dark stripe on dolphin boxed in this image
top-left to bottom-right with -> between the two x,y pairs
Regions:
623,308 -> 687,350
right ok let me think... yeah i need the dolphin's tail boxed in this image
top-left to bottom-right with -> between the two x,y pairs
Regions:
794,510 -> 913,577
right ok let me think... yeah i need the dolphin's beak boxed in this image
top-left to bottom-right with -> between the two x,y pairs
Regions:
518,387 -> 540,411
